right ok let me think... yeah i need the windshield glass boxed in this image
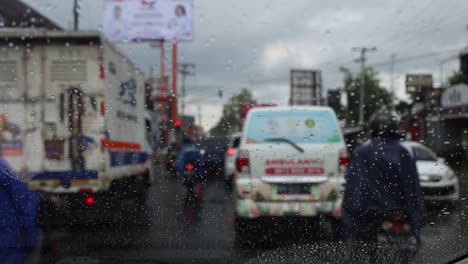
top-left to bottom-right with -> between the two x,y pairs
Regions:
245,110 -> 341,144
413,146 -> 437,162
2,1 -> 468,264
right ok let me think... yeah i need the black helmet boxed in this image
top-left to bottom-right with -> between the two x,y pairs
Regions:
369,111 -> 401,139
182,136 -> 193,144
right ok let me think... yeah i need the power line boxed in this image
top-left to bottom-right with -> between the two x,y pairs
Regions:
370,48 -> 462,68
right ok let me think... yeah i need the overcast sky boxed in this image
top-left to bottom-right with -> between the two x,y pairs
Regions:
24,0 -> 468,130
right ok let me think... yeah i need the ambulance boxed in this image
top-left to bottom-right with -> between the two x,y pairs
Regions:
234,106 -> 348,238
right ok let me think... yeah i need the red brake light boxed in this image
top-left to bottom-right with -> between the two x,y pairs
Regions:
339,149 -> 350,173
236,150 -> 250,173
391,223 -> 405,234
99,63 -> 105,80
174,120 -> 182,127
100,101 -> 105,116
186,163 -> 194,171
382,219 -> 411,234
227,147 -> 235,156
83,196 -> 95,206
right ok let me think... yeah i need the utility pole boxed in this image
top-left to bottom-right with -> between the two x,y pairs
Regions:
178,63 -> 195,116
390,53 -> 396,95
352,47 -> 377,125
73,0 -> 79,30
198,105 -> 202,127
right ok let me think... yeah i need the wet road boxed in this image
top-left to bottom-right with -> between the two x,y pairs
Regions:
35,168 -> 468,264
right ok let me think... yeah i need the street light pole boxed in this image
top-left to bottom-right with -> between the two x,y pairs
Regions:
352,47 -> 376,125
73,0 -> 79,30
178,63 -> 195,116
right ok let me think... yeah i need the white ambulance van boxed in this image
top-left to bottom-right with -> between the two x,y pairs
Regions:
234,106 -> 348,238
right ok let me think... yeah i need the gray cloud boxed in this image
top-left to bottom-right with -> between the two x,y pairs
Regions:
23,0 -> 468,129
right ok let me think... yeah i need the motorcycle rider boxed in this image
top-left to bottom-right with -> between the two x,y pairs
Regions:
342,111 -> 424,244
174,137 -> 205,189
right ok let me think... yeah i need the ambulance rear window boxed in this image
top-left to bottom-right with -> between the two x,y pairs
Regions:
245,110 -> 341,144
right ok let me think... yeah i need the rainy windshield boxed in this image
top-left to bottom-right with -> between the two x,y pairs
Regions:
0,1 -> 467,264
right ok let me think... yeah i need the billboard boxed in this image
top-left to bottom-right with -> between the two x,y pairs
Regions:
405,74 -> 433,93
290,70 -> 322,105
103,0 -> 193,43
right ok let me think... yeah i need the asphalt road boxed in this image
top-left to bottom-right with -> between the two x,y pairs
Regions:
34,167 -> 468,264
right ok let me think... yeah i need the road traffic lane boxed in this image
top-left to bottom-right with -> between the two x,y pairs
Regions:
36,170 -> 468,264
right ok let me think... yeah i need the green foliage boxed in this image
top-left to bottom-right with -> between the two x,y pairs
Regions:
210,88 -> 257,136
447,71 -> 464,87
342,68 -> 392,125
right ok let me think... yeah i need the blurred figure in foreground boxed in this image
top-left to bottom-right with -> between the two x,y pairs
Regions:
0,158 -> 39,263
342,111 -> 424,260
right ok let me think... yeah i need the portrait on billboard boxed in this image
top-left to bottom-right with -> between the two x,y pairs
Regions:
103,0 -> 193,43
103,4 -> 130,42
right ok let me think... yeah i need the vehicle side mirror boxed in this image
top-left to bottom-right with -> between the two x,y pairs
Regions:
437,157 -> 445,163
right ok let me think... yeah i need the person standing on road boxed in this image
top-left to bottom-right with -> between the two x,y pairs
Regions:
0,158 -> 39,263
342,111 -> 424,242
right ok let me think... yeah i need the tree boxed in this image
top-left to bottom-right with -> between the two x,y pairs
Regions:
447,71 -> 464,87
341,67 -> 392,126
210,89 -> 257,136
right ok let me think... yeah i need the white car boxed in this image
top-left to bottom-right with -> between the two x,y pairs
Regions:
402,141 -> 460,201
224,132 -> 241,185
234,106 -> 347,238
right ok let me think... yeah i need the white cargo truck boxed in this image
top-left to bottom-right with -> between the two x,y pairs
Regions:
0,29 -> 154,223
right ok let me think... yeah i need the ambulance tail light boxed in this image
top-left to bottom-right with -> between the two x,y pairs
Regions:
227,147 -> 235,156
339,149 -> 350,174
236,150 -> 250,174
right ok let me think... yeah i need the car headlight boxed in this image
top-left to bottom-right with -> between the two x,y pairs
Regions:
446,170 -> 456,180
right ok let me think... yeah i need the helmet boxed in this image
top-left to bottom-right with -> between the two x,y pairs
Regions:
368,111 -> 401,139
182,136 -> 193,144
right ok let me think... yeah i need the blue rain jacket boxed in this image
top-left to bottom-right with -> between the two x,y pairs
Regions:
175,143 -> 205,177
0,158 -> 39,263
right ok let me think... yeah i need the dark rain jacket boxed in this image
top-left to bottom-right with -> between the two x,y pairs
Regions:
342,138 -> 424,235
0,158 -> 39,263
175,143 -> 205,177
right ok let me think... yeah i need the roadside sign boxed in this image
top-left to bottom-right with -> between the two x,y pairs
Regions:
290,70 -> 322,106
103,0 -> 193,43
405,74 -> 433,93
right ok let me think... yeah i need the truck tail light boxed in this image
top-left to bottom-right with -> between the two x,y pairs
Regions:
83,196 -> 95,206
236,150 -> 250,173
339,149 -> 350,174
186,163 -> 194,171
99,63 -> 105,80
100,101 -> 105,116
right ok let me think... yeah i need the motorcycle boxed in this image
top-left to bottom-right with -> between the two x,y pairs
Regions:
182,163 -> 204,203
350,210 -> 419,264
